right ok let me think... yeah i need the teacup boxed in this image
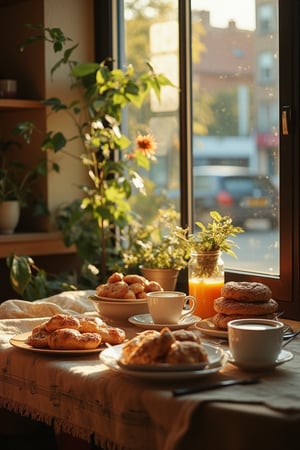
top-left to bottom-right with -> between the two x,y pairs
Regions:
227,318 -> 284,369
146,291 -> 197,324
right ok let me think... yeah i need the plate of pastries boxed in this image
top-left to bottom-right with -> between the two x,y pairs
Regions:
10,313 -> 126,354
196,281 -> 280,338
100,327 -> 227,380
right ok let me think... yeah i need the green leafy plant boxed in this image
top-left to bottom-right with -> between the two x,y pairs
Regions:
122,206 -> 191,271
15,24 -> 175,278
6,254 -> 100,301
0,138 -> 46,209
176,210 -> 244,257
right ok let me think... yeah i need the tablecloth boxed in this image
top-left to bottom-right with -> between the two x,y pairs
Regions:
0,291 -> 300,450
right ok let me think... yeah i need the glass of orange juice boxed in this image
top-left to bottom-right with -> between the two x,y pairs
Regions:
188,251 -> 224,319
188,278 -> 224,319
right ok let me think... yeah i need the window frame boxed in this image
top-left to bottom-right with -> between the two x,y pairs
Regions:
95,0 -> 300,319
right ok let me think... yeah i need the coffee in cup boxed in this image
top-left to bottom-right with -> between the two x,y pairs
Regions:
227,318 -> 284,369
146,291 -> 197,324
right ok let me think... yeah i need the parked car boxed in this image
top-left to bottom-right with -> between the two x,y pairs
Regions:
166,166 -> 279,230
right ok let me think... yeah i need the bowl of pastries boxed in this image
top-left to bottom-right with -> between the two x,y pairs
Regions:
90,272 -> 163,322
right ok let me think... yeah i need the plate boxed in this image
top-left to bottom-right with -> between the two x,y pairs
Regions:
226,349 -> 294,371
196,318 -> 228,338
10,332 -> 104,355
128,313 -> 201,330
100,343 -> 227,380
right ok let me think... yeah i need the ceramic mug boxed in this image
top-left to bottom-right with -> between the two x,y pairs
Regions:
227,318 -> 284,369
146,291 -> 197,324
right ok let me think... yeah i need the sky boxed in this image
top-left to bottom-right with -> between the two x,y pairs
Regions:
191,0 -> 256,31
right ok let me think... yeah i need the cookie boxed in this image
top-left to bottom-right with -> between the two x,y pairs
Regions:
221,281 -> 272,302
212,312 -> 276,330
214,296 -> 279,316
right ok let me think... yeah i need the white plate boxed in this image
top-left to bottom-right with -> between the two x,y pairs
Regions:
128,313 -> 201,330
226,349 -> 294,371
89,294 -> 147,304
10,332 -> 104,355
196,318 -> 228,338
100,343 -> 227,380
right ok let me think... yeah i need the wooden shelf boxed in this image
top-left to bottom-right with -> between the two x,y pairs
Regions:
0,232 -> 76,258
0,99 -> 44,110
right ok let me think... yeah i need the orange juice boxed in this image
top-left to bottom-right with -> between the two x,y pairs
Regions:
189,278 -> 224,319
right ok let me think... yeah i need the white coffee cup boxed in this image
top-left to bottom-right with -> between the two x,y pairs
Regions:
146,291 -> 197,324
227,318 -> 284,369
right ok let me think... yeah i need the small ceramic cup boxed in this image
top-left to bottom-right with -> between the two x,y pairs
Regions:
227,318 -> 284,369
146,291 -> 197,324
0,79 -> 17,98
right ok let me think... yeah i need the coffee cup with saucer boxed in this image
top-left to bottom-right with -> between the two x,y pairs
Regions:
146,291 -> 197,325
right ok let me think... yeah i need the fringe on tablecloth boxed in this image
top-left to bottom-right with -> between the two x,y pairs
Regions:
0,396 -> 127,450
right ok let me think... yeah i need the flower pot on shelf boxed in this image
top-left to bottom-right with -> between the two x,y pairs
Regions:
0,200 -> 20,234
141,267 -> 180,291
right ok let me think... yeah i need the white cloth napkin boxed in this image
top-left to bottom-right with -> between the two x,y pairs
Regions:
0,290 -> 97,319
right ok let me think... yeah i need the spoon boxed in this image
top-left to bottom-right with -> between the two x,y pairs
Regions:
282,329 -> 300,347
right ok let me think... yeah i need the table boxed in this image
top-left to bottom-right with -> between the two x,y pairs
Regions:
0,295 -> 300,450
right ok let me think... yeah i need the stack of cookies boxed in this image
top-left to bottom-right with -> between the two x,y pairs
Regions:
212,281 -> 279,330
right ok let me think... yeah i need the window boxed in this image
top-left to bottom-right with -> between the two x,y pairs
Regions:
99,0 -> 300,319
258,3 -> 275,34
257,101 -> 278,133
258,51 -> 276,83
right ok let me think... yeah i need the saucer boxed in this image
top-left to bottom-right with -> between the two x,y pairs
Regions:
226,349 -> 294,371
128,313 -> 201,330
196,317 -> 228,338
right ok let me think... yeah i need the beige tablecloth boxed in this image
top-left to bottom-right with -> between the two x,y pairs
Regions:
0,291 -> 300,450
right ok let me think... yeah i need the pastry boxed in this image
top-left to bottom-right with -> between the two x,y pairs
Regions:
212,312 -> 276,330
221,281 -> 272,302
214,296 -> 279,316
48,328 -> 102,350
44,314 -> 81,332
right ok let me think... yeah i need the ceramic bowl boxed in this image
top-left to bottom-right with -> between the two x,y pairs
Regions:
89,295 -> 149,322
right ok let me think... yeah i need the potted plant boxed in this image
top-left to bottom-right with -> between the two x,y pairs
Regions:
15,25 -> 175,280
0,138 -> 46,234
122,206 -> 191,290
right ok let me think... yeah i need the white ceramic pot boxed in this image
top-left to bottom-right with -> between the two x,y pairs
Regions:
0,200 -> 20,234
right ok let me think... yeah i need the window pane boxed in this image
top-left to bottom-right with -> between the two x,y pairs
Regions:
191,0 -> 279,276
122,0 -> 180,224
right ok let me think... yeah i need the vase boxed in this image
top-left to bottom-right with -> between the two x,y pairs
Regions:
140,267 -> 180,291
0,200 -> 20,234
188,250 -> 224,319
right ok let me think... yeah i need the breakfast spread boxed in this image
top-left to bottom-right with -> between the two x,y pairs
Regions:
96,272 -> 163,299
26,314 -> 126,350
120,327 -> 209,365
212,281 -> 279,330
